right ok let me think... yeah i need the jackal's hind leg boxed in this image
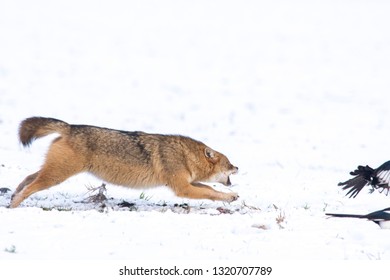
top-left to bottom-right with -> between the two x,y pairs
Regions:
10,143 -> 85,208
9,166 -> 80,208
13,171 -> 40,195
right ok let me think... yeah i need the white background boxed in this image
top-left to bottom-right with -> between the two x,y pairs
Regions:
1,0 -> 390,271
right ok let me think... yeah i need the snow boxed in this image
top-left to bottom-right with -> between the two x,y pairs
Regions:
1,0 -> 390,269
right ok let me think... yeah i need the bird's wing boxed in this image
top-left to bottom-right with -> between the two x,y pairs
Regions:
338,175 -> 371,198
365,207 -> 390,221
338,162 -> 390,198
374,161 -> 390,194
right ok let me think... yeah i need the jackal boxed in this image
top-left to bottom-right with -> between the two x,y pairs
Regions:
10,117 -> 239,208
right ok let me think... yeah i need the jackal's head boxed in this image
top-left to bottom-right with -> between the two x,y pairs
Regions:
204,147 -> 238,186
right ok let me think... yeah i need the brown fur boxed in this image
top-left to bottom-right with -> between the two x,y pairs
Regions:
10,117 -> 239,208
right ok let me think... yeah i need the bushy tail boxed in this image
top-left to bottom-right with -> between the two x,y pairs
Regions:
19,117 -> 70,147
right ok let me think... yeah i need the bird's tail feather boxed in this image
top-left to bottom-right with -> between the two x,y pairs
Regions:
326,213 -> 364,219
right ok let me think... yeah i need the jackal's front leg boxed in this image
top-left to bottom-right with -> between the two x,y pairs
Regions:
171,182 -> 239,202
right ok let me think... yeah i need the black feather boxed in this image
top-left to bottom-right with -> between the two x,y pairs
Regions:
326,207 -> 390,228
339,161 -> 390,198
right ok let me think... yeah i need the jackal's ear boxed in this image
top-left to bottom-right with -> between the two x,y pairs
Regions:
205,147 -> 218,163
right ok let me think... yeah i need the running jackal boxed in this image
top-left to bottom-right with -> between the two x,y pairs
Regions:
10,117 -> 239,208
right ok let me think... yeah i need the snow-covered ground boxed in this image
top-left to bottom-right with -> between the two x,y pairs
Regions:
1,0 -> 390,271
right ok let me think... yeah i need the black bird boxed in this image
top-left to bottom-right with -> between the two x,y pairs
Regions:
338,161 -> 390,198
326,207 -> 390,229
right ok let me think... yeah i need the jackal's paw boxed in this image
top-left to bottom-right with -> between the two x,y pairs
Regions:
224,192 -> 239,202
8,192 -> 22,208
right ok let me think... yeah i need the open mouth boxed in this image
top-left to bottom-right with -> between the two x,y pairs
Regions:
225,176 -> 232,186
225,167 -> 238,186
